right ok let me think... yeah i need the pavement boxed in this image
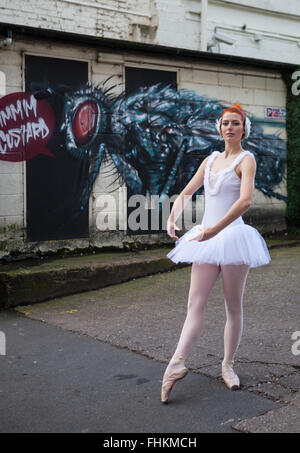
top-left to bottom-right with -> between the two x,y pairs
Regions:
0,239 -> 299,433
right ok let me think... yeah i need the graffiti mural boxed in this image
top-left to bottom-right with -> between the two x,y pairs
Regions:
0,74 -> 287,238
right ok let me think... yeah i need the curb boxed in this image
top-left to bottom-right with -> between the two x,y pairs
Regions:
0,240 -> 298,309
0,249 -> 187,309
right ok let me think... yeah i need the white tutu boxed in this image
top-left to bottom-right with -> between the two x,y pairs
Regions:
167,150 -> 272,268
166,223 -> 271,268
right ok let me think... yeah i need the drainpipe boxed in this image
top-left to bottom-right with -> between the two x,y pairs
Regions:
201,0 -> 208,51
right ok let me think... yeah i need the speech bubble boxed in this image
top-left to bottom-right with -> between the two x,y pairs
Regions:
0,92 -> 55,161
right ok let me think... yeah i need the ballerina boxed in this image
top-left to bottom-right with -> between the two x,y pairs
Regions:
161,103 -> 271,403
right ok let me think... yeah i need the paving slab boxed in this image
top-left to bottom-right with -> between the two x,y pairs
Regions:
232,391 -> 300,433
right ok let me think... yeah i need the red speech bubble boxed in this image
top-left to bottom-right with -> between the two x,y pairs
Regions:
0,92 -> 55,162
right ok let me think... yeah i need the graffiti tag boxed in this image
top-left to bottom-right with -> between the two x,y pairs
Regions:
0,92 -> 55,161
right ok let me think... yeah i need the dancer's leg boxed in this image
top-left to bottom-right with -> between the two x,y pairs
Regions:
161,262 -> 221,402
171,262 -> 221,361
220,264 -> 250,362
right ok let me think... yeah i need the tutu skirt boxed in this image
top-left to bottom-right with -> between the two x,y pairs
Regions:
167,223 -> 271,268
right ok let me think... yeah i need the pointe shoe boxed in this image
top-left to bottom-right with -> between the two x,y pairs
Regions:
222,359 -> 240,390
161,356 -> 188,404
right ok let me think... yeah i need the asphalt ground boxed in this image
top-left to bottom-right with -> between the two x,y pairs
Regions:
0,245 -> 299,435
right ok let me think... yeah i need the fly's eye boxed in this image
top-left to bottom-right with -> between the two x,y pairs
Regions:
73,101 -> 98,145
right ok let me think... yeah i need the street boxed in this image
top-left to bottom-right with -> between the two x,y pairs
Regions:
0,245 -> 299,433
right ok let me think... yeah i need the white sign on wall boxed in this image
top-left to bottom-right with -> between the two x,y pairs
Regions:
265,107 -> 286,118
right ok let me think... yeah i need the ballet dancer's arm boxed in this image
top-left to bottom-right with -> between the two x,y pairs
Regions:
205,155 -> 257,239
167,156 -> 210,240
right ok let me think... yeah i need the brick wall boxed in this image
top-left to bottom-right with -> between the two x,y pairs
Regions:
0,0 -> 153,40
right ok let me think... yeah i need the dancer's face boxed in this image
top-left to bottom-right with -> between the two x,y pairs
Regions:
221,112 -> 245,142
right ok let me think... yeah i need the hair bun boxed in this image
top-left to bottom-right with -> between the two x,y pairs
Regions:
232,103 -> 245,111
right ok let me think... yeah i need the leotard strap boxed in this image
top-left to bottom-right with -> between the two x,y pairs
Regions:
204,150 -> 255,195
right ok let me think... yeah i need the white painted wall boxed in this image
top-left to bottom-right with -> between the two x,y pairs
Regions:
155,0 -> 300,64
0,0 -> 299,63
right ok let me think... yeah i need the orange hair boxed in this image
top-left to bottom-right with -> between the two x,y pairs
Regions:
221,103 -> 247,122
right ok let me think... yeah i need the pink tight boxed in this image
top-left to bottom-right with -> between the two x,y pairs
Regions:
171,262 -> 250,363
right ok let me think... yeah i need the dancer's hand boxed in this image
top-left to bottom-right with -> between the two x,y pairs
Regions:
189,226 -> 216,242
167,219 -> 180,240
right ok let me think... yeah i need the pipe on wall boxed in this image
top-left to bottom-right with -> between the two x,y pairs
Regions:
200,0 -> 208,51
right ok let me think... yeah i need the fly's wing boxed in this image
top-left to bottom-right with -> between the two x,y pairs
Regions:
111,83 -> 224,198
41,80 -> 286,213
111,83 -> 286,201
242,122 -> 287,200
